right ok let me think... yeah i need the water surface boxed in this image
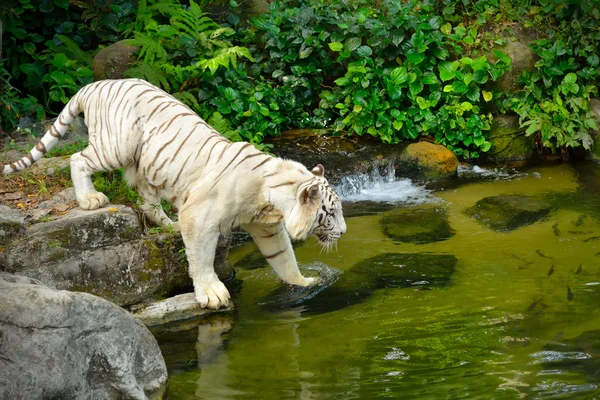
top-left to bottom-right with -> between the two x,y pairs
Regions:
160,162 -> 600,399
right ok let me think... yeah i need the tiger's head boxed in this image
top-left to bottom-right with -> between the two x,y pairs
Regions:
288,164 -> 346,249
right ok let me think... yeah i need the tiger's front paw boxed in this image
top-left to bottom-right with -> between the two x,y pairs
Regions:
194,279 -> 231,309
287,276 -> 318,287
78,192 -> 109,210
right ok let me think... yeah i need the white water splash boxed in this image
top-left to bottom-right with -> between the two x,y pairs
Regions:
457,164 -> 527,180
336,161 -> 433,204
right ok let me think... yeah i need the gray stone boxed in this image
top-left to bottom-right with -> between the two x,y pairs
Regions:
484,114 -> 536,164
491,38 -> 538,92
134,292 -> 234,328
1,204 -> 233,306
0,204 -> 25,245
464,194 -> 553,231
0,273 -> 167,400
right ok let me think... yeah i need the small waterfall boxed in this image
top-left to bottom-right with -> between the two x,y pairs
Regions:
335,160 -> 432,204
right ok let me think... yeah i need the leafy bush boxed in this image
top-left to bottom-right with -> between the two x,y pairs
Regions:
503,1 -> 600,152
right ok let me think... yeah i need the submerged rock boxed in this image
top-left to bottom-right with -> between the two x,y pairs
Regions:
464,194 -> 553,231
261,253 -> 456,314
0,272 -> 167,400
234,248 -> 269,270
351,252 -> 457,289
380,206 -> 455,244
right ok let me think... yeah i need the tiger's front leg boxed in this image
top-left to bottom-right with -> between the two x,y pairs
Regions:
242,222 -> 316,287
180,205 -> 231,309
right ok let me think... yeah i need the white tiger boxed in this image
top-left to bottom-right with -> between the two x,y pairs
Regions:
3,78 -> 347,309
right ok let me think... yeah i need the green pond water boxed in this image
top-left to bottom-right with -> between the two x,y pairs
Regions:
158,162 -> 600,399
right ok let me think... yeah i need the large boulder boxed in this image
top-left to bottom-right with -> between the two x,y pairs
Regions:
483,114 -> 536,164
0,272 -> 167,400
92,40 -> 139,81
0,204 -> 233,306
396,142 -> 459,181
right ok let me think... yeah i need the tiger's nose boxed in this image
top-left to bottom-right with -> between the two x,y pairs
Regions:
340,220 -> 347,235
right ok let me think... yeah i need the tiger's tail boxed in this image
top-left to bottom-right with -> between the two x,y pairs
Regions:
2,92 -> 83,175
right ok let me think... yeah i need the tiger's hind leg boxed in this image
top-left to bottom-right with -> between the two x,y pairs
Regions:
70,151 -> 110,210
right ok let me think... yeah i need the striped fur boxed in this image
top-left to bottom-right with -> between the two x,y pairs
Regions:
3,78 -> 346,309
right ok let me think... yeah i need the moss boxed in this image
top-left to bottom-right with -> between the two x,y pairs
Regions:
486,115 -> 536,162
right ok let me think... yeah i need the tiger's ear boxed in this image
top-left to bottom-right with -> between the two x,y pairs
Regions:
311,164 -> 325,177
286,183 -> 322,240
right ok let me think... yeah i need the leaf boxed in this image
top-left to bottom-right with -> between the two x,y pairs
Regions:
480,141 -> 492,152
482,90 -> 493,102
357,45 -> 373,57
438,61 -> 456,82
54,0 -> 69,9
493,50 -> 512,65
441,23 -> 452,35
409,81 -> 424,96
108,207 -> 119,213
422,72 -> 439,85
406,50 -> 425,65
23,42 -> 36,55
329,42 -> 343,52
563,72 -> 577,84
335,77 -> 351,86
346,37 -> 362,52
299,48 -> 313,59
390,67 -> 408,84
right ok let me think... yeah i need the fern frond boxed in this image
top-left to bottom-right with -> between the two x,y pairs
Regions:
127,30 -> 167,65
207,112 -> 242,142
123,63 -> 170,91
173,91 -> 201,113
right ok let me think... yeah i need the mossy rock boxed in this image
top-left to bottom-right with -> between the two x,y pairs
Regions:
261,252 -> 456,314
542,330 -> 600,383
396,142 -> 458,182
351,252 -> 457,289
464,194 -> 553,231
380,206 -> 455,244
342,200 -> 397,218
484,114 -> 536,163
0,205 -> 25,246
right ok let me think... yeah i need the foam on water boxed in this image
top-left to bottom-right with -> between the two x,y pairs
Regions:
336,162 -> 432,204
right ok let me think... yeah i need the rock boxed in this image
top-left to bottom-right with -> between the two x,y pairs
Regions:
351,252 -> 457,289
134,292 -> 235,328
1,204 -> 232,306
484,114 -> 536,164
396,142 -> 459,181
0,204 -> 25,245
342,200 -> 397,218
0,272 -> 167,400
585,98 -> 600,163
92,40 -> 139,81
261,253 -> 456,314
464,194 -> 553,231
491,37 -> 538,93
380,205 -> 455,244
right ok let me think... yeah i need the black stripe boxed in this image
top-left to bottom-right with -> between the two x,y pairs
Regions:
209,143 -> 253,189
264,249 -> 287,260
49,125 -> 61,138
35,141 -> 47,154
230,152 -> 263,171
252,157 -> 273,171
270,181 -> 295,188
171,153 -> 193,188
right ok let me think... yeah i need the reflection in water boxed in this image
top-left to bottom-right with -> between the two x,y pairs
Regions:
163,162 -> 600,399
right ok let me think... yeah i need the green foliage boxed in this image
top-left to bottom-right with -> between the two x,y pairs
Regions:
502,1 -> 600,152
244,0 -> 510,157
0,66 -> 44,131
123,0 -> 254,111
0,0 -> 136,130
